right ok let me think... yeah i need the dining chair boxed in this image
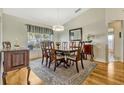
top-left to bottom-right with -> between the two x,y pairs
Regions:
41,41 -> 54,67
62,42 -> 68,50
69,41 -> 76,50
2,41 -> 11,49
67,41 -> 84,73
69,41 -> 77,58
48,44 -> 64,71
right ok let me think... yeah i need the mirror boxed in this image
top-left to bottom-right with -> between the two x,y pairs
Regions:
69,28 -> 82,41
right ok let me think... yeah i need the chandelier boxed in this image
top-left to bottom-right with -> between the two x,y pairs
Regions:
52,9 -> 64,31
52,25 -> 64,31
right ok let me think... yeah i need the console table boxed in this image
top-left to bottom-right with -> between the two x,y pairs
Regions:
83,44 -> 94,61
1,49 -> 30,85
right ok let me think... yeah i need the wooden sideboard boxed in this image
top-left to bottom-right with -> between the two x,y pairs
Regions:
83,44 -> 94,61
1,49 -> 30,85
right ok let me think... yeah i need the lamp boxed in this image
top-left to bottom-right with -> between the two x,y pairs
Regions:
52,25 -> 64,31
52,9 -> 64,31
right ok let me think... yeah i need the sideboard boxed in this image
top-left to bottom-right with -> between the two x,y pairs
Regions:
1,49 -> 30,85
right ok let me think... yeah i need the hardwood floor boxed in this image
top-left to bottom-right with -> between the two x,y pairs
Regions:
3,60 -> 124,85
5,68 -> 43,85
83,62 -> 124,85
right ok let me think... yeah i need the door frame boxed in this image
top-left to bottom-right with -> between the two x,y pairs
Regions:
122,21 -> 124,62
107,20 -> 124,63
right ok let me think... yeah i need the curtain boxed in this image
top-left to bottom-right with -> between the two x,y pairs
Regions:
26,24 -> 53,35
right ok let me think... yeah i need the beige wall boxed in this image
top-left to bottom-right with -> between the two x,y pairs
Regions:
3,14 -> 55,59
3,14 -> 52,48
0,8 -> 2,84
0,8 -> 3,49
58,9 -> 107,62
105,8 -> 124,23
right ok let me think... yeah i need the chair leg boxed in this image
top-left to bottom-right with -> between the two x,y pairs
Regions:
48,59 -> 51,68
46,57 -> 48,67
81,59 -> 84,69
68,59 -> 71,66
75,61 -> 79,73
42,55 -> 44,64
54,61 -> 57,72
72,61 -> 74,65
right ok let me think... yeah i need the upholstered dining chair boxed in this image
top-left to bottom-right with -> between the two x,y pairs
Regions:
41,41 -> 54,67
69,41 -> 76,50
62,42 -> 68,50
2,41 -> 11,49
67,41 -> 84,73
48,48 -> 64,71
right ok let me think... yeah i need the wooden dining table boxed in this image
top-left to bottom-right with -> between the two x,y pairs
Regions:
55,48 -> 78,68
45,47 -> 78,68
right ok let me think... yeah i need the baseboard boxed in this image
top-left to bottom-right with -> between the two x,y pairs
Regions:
94,58 -> 107,63
30,57 -> 41,61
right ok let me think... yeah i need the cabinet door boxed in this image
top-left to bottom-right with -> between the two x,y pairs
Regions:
4,50 -> 29,72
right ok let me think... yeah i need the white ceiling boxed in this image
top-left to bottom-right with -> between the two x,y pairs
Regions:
3,8 -> 89,26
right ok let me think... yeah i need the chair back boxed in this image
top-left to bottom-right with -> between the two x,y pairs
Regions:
50,48 -> 56,61
2,41 -> 11,49
41,41 -> 55,56
49,41 -> 55,49
76,41 -> 84,61
69,41 -> 76,50
41,41 -> 54,49
62,42 -> 68,50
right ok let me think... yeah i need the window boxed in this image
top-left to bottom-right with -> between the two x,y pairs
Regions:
26,24 -> 53,50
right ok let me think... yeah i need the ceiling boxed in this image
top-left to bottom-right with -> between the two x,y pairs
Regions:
3,8 -> 89,26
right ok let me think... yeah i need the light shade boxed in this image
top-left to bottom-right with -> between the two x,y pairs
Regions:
52,25 -> 64,31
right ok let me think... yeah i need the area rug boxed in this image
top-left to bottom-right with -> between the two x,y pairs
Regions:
30,59 -> 96,85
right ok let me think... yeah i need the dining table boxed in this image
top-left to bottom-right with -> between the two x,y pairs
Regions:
55,48 -> 78,68
45,47 -> 78,68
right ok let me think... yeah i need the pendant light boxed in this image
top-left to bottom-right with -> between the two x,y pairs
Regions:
52,9 -> 64,31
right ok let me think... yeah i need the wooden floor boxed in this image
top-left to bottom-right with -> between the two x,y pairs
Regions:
83,62 -> 124,85
5,67 -> 43,85
3,61 -> 124,85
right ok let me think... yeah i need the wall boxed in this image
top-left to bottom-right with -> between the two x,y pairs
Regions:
3,14 -> 55,59
0,8 -> 3,50
0,8 -> 2,84
121,21 -> 124,63
58,9 -> 107,62
105,8 -> 124,62
105,8 -> 124,23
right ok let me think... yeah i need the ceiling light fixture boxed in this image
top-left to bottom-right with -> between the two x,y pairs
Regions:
52,25 -> 64,31
52,9 -> 64,31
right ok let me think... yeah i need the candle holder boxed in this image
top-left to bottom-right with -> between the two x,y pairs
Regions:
56,42 -> 61,49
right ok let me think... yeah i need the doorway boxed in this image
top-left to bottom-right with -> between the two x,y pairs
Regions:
107,20 -> 124,63
108,30 -> 115,62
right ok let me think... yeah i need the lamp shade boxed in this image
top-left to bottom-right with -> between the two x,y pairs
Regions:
52,25 -> 64,31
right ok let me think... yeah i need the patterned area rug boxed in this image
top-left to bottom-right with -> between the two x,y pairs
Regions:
30,59 -> 96,85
